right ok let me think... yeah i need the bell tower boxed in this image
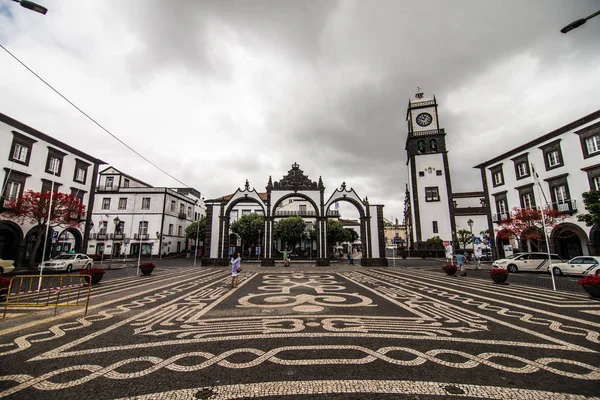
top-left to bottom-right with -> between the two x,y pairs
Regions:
405,88 -> 455,246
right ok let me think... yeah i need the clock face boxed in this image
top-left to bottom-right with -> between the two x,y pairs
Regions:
416,112 -> 433,127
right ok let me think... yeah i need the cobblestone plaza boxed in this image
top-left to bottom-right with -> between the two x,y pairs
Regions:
0,264 -> 599,399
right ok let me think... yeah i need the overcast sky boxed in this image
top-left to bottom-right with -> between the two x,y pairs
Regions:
1,0 -> 599,222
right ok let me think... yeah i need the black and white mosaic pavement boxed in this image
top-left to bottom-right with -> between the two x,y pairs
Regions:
0,265 -> 599,399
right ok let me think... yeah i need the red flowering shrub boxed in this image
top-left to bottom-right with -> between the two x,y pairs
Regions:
578,275 -> 600,287
489,268 -> 509,276
139,262 -> 155,269
441,264 -> 457,271
80,268 -> 105,276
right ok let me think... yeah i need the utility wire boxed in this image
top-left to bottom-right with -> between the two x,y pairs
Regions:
0,43 -> 193,190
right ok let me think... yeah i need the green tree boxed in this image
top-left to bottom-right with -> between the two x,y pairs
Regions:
426,236 -> 444,249
273,216 -> 306,249
578,190 -> 600,227
185,216 -> 207,244
231,213 -> 264,247
344,228 -> 359,243
327,219 -> 348,245
456,229 -> 474,249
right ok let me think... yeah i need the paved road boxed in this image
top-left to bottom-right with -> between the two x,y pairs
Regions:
1,262 -> 599,399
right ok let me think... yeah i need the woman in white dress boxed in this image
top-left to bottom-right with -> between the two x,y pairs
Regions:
231,252 -> 241,288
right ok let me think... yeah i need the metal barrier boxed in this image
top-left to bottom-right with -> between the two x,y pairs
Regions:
2,274 -> 92,318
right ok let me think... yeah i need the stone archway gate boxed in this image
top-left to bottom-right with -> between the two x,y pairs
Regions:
202,163 -> 387,267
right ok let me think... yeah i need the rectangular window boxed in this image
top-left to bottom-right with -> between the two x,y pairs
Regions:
118,198 -> 127,210
522,193 -> 533,209
547,150 -> 560,167
168,224 -> 173,235
436,170 -> 442,176
106,177 -> 114,188
178,226 -> 182,236
4,181 -> 21,203
123,178 -> 130,188
48,156 -> 60,174
418,171 -> 425,177
299,205 -> 307,213
432,221 -> 438,233
171,200 -> 176,212
517,163 -> 528,178
553,185 -> 568,204
75,167 -> 85,183
187,206 -> 192,217
102,198 -> 111,210
594,176 -> 600,191
425,187 -> 439,202
12,143 -> 28,162
493,171 -> 503,185
586,135 -> 600,155
497,199 -> 507,215
138,221 -> 148,236
179,203 -> 185,214
141,197 -> 151,210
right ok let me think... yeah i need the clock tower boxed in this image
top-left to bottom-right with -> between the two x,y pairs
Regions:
405,89 -> 455,246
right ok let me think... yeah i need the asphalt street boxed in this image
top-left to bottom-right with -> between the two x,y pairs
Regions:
0,260 -> 598,399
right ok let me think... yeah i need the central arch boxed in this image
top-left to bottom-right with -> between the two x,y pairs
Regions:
202,163 -> 387,266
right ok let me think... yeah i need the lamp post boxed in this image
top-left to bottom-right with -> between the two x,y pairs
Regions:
11,0 -> 47,15
560,10 -> 600,33
257,229 -> 261,261
38,165 -> 58,290
194,217 -> 200,267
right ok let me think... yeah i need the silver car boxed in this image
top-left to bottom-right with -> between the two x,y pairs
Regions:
38,254 -> 94,273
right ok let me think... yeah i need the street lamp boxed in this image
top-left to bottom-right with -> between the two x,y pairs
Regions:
560,10 -> 600,33
258,229 -> 262,261
194,200 -> 200,267
11,0 -> 47,15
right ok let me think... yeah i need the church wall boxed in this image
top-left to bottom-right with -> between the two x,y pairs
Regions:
414,154 -> 452,242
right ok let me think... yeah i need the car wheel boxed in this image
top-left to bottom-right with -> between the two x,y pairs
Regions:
596,269 -> 600,276
507,264 -> 518,273
66,264 -> 73,273
552,267 -> 563,276
86,263 -> 92,270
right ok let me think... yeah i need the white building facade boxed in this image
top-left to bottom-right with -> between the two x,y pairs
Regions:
475,110 -> 600,259
0,112 -> 105,267
87,167 -> 204,258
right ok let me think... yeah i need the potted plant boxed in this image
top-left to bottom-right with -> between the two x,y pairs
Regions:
80,267 -> 105,285
441,264 -> 458,276
139,262 -> 155,276
489,268 -> 509,284
578,275 -> 600,298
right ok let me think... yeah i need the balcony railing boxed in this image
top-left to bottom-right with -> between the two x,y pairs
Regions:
96,185 -> 118,192
275,210 -> 317,216
113,233 -> 125,240
178,212 -> 187,219
97,233 -> 107,240
552,199 -> 577,213
134,233 -> 149,240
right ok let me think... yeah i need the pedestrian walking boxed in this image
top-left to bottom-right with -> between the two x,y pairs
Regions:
231,252 -> 241,288
348,253 -> 354,265
445,244 -> 453,264
455,253 -> 466,276
279,248 -> 291,267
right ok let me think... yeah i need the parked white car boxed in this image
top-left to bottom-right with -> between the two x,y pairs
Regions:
492,252 -> 564,273
0,258 -> 15,275
38,254 -> 94,272
549,256 -> 600,276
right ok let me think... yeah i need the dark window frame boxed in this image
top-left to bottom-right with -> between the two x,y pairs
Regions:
41,179 -> 62,194
582,164 -> 600,191
511,153 -> 530,180
575,121 -> 600,160
516,183 -> 536,209
418,171 -> 425,177
544,173 -> 571,204
539,139 -> 564,171
425,186 -> 440,202
8,131 -> 37,167
489,164 -> 504,188
432,221 -> 438,233
1,168 -> 30,205
73,158 -> 90,184
45,146 -> 67,176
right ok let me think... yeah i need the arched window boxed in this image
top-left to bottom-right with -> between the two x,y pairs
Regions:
417,140 -> 425,154
430,139 -> 438,152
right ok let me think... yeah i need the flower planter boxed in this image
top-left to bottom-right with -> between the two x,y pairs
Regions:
140,268 -> 154,276
582,285 -> 600,298
491,274 -> 508,284
441,264 -> 457,276
83,275 -> 103,285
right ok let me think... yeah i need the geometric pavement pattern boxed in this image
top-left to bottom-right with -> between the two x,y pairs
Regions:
0,266 -> 599,399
